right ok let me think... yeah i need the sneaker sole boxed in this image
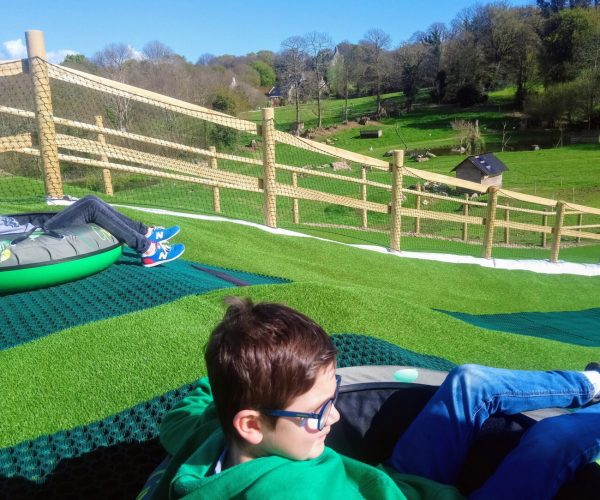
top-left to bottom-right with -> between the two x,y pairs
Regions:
142,248 -> 185,268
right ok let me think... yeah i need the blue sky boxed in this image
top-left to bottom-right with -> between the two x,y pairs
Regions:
1,0 -> 532,63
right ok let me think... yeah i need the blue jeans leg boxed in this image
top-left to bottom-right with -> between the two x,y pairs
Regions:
44,195 -> 150,253
389,364 -> 595,486
471,403 -> 600,500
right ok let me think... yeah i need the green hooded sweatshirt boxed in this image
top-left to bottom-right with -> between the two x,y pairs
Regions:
154,378 -> 464,500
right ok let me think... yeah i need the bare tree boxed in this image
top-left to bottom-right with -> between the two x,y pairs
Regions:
359,29 -> 391,111
278,36 -> 308,124
143,40 -> 175,62
303,31 -> 333,128
93,43 -> 137,130
329,42 -> 364,121
196,53 -> 215,66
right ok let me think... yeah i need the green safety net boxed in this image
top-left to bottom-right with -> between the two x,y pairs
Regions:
0,251 -> 290,351
440,308 -> 600,347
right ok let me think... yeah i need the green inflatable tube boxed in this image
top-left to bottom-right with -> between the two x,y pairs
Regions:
0,216 -> 123,294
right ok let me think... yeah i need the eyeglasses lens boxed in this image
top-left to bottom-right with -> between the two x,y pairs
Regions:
318,400 -> 333,430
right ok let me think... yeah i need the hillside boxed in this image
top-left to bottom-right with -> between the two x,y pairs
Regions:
1,206 -> 599,447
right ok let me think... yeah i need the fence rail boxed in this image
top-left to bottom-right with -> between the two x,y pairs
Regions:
0,30 -> 599,264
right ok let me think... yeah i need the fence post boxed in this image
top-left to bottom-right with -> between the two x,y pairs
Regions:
292,172 -> 299,224
360,166 -> 368,229
94,115 -> 113,196
462,193 -> 469,241
541,208 -> 549,247
482,186 -> 499,259
414,183 -> 421,234
261,107 -> 277,228
389,150 -> 404,252
550,201 -> 566,263
209,146 -> 221,213
576,213 -> 583,244
25,30 -> 63,199
503,200 -> 510,244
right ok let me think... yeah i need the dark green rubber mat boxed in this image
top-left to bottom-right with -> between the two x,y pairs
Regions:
440,308 -> 600,347
0,251 -> 290,351
0,334 -> 455,499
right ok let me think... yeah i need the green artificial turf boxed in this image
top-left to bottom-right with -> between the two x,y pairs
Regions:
1,213 -> 600,447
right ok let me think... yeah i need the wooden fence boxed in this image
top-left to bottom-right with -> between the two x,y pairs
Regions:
1,30 -> 599,263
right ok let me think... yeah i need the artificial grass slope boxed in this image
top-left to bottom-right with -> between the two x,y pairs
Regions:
1,214 -> 600,447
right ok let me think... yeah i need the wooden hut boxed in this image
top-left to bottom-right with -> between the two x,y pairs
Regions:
451,153 -> 508,189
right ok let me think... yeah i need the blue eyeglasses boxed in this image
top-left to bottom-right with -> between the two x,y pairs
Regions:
262,375 -> 341,431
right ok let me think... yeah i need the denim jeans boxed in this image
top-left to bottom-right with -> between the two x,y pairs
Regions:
44,195 -> 150,253
389,364 -> 600,499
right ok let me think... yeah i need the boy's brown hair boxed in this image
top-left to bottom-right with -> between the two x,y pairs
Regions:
205,297 -> 337,443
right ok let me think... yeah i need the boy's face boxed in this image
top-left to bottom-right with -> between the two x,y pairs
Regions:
258,364 -> 340,461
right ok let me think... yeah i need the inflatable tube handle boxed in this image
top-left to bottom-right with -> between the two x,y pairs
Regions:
10,226 -> 65,245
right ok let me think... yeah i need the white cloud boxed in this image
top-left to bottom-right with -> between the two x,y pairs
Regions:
1,38 -> 27,60
47,49 -> 77,64
128,45 -> 145,61
0,38 -> 78,64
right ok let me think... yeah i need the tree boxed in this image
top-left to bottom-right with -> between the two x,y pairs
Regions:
572,10 -> 600,126
256,50 -> 276,68
303,31 -> 333,128
143,41 -> 175,61
196,53 -> 215,66
278,36 -> 308,124
540,7 -> 593,83
250,60 -> 276,87
395,43 -> 427,111
62,54 -> 97,74
328,42 -> 364,120
509,8 -> 542,109
359,29 -> 392,110
92,43 -> 138,130
441,29 -> 486,101
414,23 -> 449,86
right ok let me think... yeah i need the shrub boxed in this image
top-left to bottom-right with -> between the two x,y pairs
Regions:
456,84 -> 485,107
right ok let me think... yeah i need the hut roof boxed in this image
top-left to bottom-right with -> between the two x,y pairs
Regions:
451,153 -> 508,176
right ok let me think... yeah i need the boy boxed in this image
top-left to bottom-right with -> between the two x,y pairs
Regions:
155,298 -> 600,499
1,195 -> 184,267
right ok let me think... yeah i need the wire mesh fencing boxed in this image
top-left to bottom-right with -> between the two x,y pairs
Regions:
0,56 -> 599,264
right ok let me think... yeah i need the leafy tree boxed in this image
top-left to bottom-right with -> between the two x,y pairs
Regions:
395,43 -> 427,111
540,8 -> 593,83
430,70 -> 448,103
209,125 -> 238,149
414,23 -> 449,86
250,60 -> 276,87
456,83 -> 485,107
256,50 -> 276,67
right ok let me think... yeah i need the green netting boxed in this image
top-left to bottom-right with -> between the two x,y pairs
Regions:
333,333 -> 455,371
0,333 -> 454,499
0,251 -> 289,351
2,59 -> 600,263
441,308 -> 600,347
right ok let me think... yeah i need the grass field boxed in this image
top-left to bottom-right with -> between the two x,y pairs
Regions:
241,91 -> 600,210
1,207 -> 600,448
